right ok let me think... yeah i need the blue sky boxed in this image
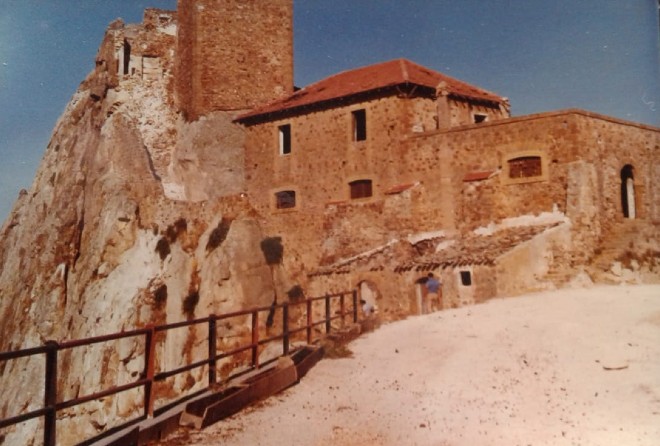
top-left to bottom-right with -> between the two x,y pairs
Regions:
1,0 -> 658,222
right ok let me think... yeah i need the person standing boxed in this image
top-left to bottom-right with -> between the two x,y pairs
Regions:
425,272 -> 442,313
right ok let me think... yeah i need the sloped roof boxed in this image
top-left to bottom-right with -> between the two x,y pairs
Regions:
463,170 -> 497,182
308,222 -> 562,276
237,59 -> 506,122
384,182 -> 418,195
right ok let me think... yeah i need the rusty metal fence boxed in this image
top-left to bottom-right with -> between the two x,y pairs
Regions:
0,290 -> 358,446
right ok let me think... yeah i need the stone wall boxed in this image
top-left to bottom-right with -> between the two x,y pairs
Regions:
244,93 -> 414,274
410,110 -> 659,236
176,0 -> 293,120
244,106 -> 658,311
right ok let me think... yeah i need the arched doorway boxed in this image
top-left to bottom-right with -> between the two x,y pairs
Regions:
620,165 -> 635,219
358,280 -> 379,313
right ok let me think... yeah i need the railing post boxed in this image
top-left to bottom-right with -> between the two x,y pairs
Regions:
143,326 -> 157,418
251,310 -> 259,368
282,303 -> 289,356
325,294 -> 331,334
306,299 -> 313,344
208,316 -> 217,386
340,293 -> 346,327
44,340 -> 58,446
352,289 -> 359,323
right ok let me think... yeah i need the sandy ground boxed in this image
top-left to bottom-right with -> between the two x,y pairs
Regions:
159,285 -> 660,446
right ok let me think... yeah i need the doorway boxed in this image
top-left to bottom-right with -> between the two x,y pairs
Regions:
358,280 -> 379,313
414,276 -> 428,315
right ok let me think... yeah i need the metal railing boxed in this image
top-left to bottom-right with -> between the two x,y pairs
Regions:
0,290 -> 358,445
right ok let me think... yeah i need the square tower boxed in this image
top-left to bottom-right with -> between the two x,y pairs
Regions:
176,0 -> 294,120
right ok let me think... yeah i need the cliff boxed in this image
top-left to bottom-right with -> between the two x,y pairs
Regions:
0,10 -> 289,444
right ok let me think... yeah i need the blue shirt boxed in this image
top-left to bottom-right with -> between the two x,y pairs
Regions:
426,277 -> 441,293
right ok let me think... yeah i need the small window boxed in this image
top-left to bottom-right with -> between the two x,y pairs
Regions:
275,190 -> 296,209
508,156 -> 542,178
352,109 -> 367,142
278,124 -> 291,155
460,271 -> 472,286
123,39 -> 131,75
349,179 -> 372,199
474,113 -> 488,124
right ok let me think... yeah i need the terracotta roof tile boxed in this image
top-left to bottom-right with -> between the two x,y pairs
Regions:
463,170 -> 496,182
238,59 -> 506,122
384,182 -> 417,195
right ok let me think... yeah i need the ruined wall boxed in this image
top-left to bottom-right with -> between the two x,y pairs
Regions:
176,0 -> 293,120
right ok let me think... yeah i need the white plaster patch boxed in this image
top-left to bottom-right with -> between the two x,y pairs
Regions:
162,181 -> 187,200
158,23 -> 177,36
474,206 -> 568,236
434,239 -> 456,252
407,230 -> 447,245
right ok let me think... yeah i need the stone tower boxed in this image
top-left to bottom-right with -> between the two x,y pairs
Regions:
176,0 -> 294,120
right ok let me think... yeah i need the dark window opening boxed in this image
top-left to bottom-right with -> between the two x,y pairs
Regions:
460,271 -> 472,286
508,156 -> 542,178
474,114 -> 487,124
123,39 -> 131,75
352,109 -> 367,141
275,190 -> 296,209
279,124 -> 291,155
349,179 -> 373,199
620,164 -> 635,219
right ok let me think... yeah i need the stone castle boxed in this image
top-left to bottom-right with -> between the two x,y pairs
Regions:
0,1 -> 658,443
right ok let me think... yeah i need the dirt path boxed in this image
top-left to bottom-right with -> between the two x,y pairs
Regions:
157,285 -> 660,446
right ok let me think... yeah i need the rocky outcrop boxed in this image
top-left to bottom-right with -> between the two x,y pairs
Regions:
0,12 -> 285,445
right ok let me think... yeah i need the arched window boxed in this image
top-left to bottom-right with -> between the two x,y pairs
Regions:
349,179 -> 372,199
502,151 -> 548,185
508,156 -> 542,178
620,164 -> 635,219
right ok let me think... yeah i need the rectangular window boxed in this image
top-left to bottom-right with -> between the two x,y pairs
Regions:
460,271 -> 472,286
349,179 -> 373,199
473,113 -> 488,124
352,109 -> 367,142
275,190 -> 296,209
508,156 -> 542,178
278,124 -> 291,155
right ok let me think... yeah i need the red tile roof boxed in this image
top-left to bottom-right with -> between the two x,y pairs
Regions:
463,170 -> 496,182
237,59 -> 506,122
384,182 -> 418,195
